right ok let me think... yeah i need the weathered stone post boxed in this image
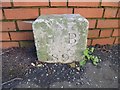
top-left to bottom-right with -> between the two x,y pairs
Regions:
32,14 -> 89,63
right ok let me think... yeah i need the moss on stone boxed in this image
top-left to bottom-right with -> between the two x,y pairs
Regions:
20,41 -> 35,47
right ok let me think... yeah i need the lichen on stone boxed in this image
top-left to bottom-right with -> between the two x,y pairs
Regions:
32,14 -> 89,63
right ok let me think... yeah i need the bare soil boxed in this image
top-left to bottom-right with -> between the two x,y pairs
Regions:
1,44 -> 119,89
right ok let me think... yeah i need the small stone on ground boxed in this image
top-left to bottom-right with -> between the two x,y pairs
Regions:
1,44 -> 119,88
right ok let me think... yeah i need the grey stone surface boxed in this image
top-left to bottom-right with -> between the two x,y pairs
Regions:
32,14 -> 89,63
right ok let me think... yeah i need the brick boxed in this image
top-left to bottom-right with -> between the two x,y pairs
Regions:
114,37 -> 120,44
4,8 -> 39,19
13,2 -> 49,7
2,2 -> 11,7
0,22 -> 16,31
101,2 -> 119,7
0,9 -> 5,20
117,9 -> 120,18
74,8 -> 103,18
10,32 -> 34,40
92,38 -> 115,45
0,10 -> 2,19
51,0 -> 67,6
0,3 -> 1,7
0,9 -> 3,20
68,0 -> 100,7
88,30 -> 99,38
88,19 -> 96,28
0,22 -> 1,31
41,8 -> 72,15
100,29 -> 113,37
1,42 -> 19,48
0,32 -> 10,41
104,8 -> 118,18
17,21 -> 32,30
112,29 -> 119,36
51,2 -> 67,6
87,39 -> 91,46
97,20 -> 119,28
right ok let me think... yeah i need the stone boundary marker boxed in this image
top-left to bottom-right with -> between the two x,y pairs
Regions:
32,14 -> 89,63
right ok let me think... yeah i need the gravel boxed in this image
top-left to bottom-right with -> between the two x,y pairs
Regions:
1,44 -> 119,89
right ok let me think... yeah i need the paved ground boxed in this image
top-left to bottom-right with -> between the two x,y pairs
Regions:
1,44 -> 119,89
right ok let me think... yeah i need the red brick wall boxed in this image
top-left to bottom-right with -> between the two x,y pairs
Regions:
0,1 -> 120,48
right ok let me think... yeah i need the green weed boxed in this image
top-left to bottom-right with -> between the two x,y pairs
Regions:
80,47 -> 100,67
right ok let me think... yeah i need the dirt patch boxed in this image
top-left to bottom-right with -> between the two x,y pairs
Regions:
1,44 -> 119,88
2,47 -> 37,83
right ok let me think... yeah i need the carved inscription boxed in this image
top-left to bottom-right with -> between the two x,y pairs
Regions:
32,14 -> 88,63
49,32 -> 78,61
69,33 -> 77,44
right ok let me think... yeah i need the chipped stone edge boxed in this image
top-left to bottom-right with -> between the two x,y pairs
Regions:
32,14 -> 89,63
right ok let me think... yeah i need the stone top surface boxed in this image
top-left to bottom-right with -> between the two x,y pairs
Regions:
34,14 -> 88,24
32,14 -> 89,63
